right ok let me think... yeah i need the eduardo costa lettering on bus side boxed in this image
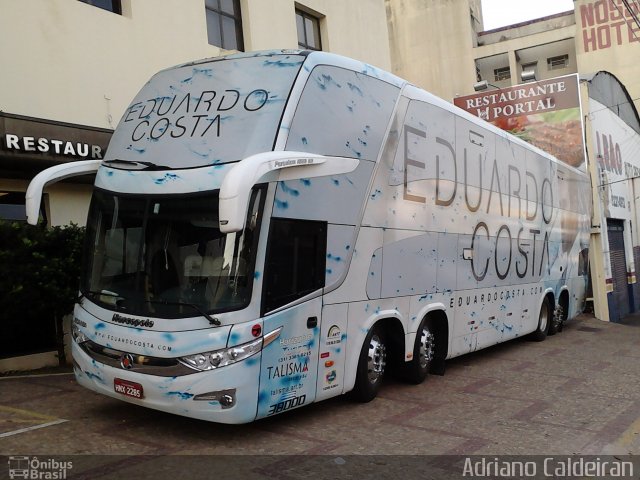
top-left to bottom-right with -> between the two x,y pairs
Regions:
399,94 -> 590,305
402,126 -> 574,285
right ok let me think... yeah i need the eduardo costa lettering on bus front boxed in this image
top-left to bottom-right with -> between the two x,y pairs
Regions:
122,88 -> 269,141
106,56 -> 305,169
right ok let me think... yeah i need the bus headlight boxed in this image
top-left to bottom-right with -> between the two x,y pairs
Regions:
178,326 -> 282,372
72,322 -> 89,344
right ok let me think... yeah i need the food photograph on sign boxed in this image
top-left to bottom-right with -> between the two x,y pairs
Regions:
454,74 -> 585,170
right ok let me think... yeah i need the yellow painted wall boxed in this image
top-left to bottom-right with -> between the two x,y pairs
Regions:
0,0 -> 391,131
242,0 -> 391,70
385,0 -> 481,100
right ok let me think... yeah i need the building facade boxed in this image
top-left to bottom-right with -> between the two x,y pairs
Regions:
0,0 -> 392,227
0,0 -> 392,368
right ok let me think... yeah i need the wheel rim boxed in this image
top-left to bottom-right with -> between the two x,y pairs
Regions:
539,302 -> 549,331
418,327 -> 436,369
367,333 -> 386,384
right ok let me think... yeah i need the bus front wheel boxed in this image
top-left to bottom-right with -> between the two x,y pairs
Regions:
351,324 -> 387,402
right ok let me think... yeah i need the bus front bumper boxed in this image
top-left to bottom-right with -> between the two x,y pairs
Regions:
72,341 -> 261,424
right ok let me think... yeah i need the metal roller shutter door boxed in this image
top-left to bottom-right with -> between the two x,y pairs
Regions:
608,220 -> 629,321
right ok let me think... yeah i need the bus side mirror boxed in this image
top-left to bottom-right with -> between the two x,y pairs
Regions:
25,160 -> 102,225
219,152 -> 359,233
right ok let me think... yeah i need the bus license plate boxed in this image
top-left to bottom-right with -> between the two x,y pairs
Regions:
114,378 -> 144,399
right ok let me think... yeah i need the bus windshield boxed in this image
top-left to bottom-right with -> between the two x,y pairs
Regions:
81,187 -> 264,319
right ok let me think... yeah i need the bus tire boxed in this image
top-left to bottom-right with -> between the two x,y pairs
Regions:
405,319 -> 436,385
548,303 -> 562,336
531,297 -> 551,342
351,324 -> 387,403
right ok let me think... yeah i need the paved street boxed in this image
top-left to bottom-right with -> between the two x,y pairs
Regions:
1,313 -> 640,478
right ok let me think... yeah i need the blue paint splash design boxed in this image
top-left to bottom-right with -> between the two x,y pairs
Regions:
167,391 -> 194,400
181,67 -> 214,84
279,181 -> 300,197
154,173 -> 180,185
126,145 -> 146,154
84,371 -> 105,384
246,356 -> 260,367
274,198 -> 289,209
327,253 -> 343,262
314,73 -> 342,91
188,146 -> 212,159
347,82 -> 364,96
345,141 -> 362,158
263,58 -> 304,68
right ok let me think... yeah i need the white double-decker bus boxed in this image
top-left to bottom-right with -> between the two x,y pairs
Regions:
26,50 -> 590,423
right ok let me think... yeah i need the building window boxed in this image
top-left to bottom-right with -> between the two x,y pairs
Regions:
0,192 -> 46,223
296,9 -> 322,51
494,67 -> 511,82
547,54 -> 569,70
521,62 -> 538,74
521,61 -> 538,81
205,0 -> 244,51
77,0 -> 121,14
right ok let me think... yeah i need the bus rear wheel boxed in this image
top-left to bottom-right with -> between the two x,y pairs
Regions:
531,297 -> 551,342
405,319 -> 435,384
352,324 -> 387,402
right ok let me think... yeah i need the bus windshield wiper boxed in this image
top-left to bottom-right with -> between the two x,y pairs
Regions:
146,299 -> 221,326
103,159 -> 172,171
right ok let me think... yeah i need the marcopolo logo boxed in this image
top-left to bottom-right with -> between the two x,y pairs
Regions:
112,313 -> 154,328
8,456 -> 72,479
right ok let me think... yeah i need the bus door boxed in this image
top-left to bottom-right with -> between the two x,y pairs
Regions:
255,217 -> 327,419
256,298 -> 321,419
